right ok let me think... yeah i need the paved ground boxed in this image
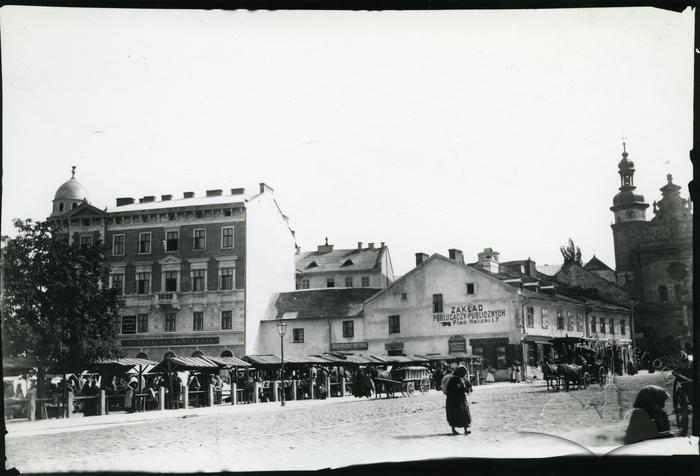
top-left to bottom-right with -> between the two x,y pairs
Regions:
4,372 -> 696,473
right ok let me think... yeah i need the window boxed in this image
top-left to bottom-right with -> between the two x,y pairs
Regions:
220,268 -> 234,290
59,202 -> 64,212
526,307 -> 534,328
576,312 -> 584,332
221,227 -> 234,249
121,316 -> 136,334
193,229 -> 206,250
567,311 -> 575,331
113,234 -> 125,255
620,319 -> 626,335
658,285 -> 669,303
361,276 -> 370,287
591,316 -> 597,334
466,283 -> 475,295
345,276 -> 354,288
80,235 -> 92,253
165,313 -> 176,332
432,294 -> 443,313
164,271 -> 178,292
193,312 -> 204,331
600,318 -> 606,334
343,320 -> 354,338
110,274 -> 124,295
165,231 -> 179,252
138,232 -> 151,254
541,309 -> 549,329
496,346 -> 507,369
293,328 -> 304,343
137,314 -> 149,333
221,310 -> 232,330
388,315 -> 400,334
556,310 -> 564,330
192,270 -> 206,292
610,319 -> 615,335
301,279 -> 310,289
401,292 -> 407,301
326,278 -> 335,288
136,272 -> 151,294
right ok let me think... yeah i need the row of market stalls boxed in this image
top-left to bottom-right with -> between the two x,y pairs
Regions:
3,353 -> 481,421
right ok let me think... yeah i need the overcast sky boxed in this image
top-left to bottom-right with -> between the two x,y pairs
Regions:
1,6 -> 694,276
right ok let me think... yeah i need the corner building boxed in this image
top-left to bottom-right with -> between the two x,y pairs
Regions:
48,170 -> 296,360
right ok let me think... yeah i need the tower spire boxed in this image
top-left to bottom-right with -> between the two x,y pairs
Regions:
71,165 -> 76,179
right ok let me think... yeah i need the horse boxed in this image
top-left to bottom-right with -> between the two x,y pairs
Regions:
542,363 -> 560,391
369,367 -> 395,399
557,364 -> 586,391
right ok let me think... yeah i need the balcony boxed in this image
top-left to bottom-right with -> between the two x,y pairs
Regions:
155,292 -> 180,309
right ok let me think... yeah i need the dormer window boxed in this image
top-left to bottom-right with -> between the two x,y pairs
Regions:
306,261 -> 318,269
342,259 -> 354,267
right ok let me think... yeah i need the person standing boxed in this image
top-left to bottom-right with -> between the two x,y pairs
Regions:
515,363 -> 522,383
445,365 -> 472,435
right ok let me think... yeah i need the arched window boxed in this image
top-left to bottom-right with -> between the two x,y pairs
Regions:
136,352 -> 149,359
658,285 -> 669,303
163,351 -> 176,359
192,350 -> 204,358
72,202 -> 78,209
220,350 -> 233,357
59,202 -> 64,212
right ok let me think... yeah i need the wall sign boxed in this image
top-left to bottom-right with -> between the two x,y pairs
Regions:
121,316 -> 136,335
448,335 -> 467,354
331,342 -> 369,351
121,337 -> 220,348
385,342 -> 404,351
433,304 -> 506,327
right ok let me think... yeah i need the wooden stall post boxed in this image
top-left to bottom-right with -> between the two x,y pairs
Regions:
253,382 -> 260,404
326,376 -> 331,399
158,387 -> 165,411
232,382 -> 237,405
309,379 -> 315,400
99,390 -> 106,415
341,376 -> 347,397
271,380 -> 278,402
183,385 -> 189,409
292,380 -> 297,400
208,383 -> 214,407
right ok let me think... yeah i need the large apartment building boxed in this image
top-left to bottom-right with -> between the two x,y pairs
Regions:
47,168 -> 296,360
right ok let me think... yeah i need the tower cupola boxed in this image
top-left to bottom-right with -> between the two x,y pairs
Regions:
610,142 -> 649,223
51,166 -> 90,216
651,173 -> 693,223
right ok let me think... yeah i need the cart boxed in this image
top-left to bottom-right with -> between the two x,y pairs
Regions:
372,366 -> 432,398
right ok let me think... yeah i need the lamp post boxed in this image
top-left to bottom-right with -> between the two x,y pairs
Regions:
276,321 -> 288,407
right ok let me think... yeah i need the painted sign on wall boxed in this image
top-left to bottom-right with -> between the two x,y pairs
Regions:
448,335 -> 467,353
122,337 -> 220,347
433,304 -> 507,327
331,342 -> 369,351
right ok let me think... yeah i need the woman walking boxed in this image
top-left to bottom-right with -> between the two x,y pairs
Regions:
445,365 -> 472,435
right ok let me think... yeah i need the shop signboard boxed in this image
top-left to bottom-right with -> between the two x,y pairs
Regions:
385,342 -> 404,351
121,337 -> 220,347
448,335 -> 467,354
331,342 -> 369,351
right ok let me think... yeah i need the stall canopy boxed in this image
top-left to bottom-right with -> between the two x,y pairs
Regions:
151,356 -> 220,373
368,354 -> 430,364
415,354 -> 462,362
92,358 -> 159,374
2,357 -> 43,375
205,356 -> 250,368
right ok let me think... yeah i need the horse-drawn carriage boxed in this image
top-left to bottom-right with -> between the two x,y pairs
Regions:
543,337 -> 609,391
372,366 -> 432,399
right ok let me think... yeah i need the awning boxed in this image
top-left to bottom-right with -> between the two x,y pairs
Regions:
151,356 -> 220,373
415,354 -> 461,362
91,358 -> 159,375
243,354 -> 334,366
205,356 -> 250,368
521,336 -> 553,345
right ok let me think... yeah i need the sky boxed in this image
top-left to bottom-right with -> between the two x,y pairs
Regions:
1,6 -> 694,276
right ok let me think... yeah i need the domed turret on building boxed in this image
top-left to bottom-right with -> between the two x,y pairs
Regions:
51,166 -> 89,216
610,143 -> 649,223
651,174 -> 693,223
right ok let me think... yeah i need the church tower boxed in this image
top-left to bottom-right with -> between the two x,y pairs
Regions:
610,143 -> 649,277
51,166 -> 90,216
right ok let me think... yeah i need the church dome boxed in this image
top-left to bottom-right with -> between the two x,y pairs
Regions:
617,143 -> 634,171
54,167 -> 89,202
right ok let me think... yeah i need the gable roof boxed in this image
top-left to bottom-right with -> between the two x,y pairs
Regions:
536,264 -> 563,276
583,255 -> 614,272
272,288 -> 382,320
296,247 -> 385,274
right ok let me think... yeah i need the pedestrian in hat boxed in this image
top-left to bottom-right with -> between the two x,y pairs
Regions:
445,365 -> 472,435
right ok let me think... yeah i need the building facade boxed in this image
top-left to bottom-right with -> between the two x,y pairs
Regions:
609,144 -> 693,353
295,240 -> 394,290
48,170 -> 296,360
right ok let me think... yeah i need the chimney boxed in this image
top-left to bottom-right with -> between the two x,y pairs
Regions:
161,194 -> 172,201
116,197 -> 134,206
183,192 -> 195,199
475,247 -> 500,274
368,242 -> 375,249
317,237 -> 334,254
259,183 -> 274,194
142,196 -> 155,203
206,189 -> 223,197
415,252 -> 429,266
381,242 -> 385,248
357,242 -> 363,249
526,258 -> 537,277
230,188 -> 245,195
448,248 -> 464,263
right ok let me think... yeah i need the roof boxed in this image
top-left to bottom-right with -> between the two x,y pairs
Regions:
107,192 -> 246,213
205,356 -> 250,368
536,264 -> 563,276
151,356 -> 221,372
296,247 -> 385,274
93,358 -> 159,369
272,288 -> 381,320
584,255 -> 614,272
244,354 -> 335,366
54,177 -> 89,201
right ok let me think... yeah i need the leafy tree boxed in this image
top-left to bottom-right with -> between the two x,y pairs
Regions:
1,219 -> 122,375
560,238 -> 582,266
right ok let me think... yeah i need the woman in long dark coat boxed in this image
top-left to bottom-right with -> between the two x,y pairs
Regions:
445,365 -> 472,435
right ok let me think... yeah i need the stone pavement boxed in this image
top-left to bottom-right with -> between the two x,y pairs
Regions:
5,378 -> 696,473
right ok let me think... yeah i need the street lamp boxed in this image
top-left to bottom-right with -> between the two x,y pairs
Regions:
276,321 -> 288,407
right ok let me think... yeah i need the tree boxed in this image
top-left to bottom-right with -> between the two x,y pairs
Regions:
1,219 -> 122,374
560,238 -> 582,266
